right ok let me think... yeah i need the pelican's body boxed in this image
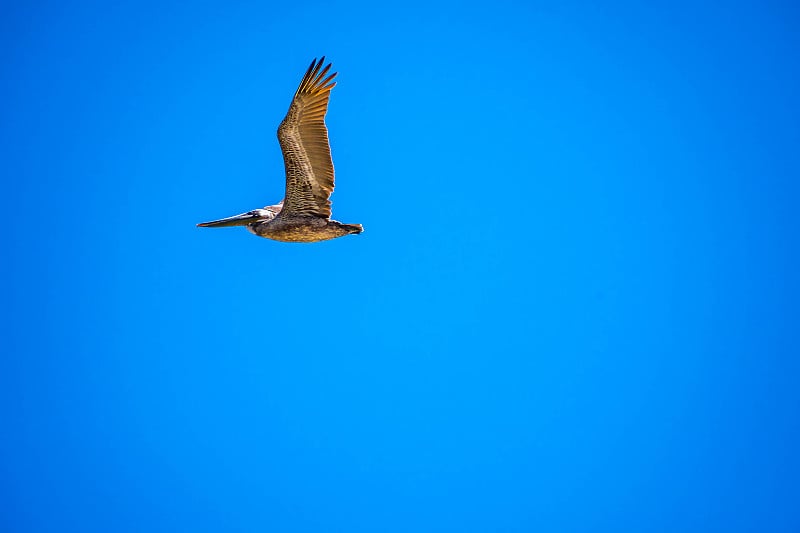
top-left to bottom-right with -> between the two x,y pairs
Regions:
250,212 -> 363,243
198,57 -> 362,242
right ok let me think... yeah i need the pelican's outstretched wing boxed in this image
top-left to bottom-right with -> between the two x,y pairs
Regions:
277,57 -> 337,218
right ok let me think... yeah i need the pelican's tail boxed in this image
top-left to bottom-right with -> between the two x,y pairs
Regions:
343,223 -> 363,235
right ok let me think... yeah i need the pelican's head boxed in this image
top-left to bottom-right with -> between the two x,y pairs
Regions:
197,203 -> 281,232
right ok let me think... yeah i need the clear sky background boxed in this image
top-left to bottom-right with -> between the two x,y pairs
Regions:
2,1 -> 799,531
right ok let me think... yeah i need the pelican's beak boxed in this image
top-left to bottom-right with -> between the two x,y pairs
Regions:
197,212 -> 258,228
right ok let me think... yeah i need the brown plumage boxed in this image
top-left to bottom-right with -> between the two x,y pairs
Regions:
197,57 -> 363,242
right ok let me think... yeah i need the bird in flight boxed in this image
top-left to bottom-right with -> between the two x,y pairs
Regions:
197,57 -> 363,242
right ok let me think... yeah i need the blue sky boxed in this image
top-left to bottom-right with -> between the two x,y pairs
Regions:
2,1 -> 799,531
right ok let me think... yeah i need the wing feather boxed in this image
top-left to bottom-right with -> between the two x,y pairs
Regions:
277,57 -> 338,217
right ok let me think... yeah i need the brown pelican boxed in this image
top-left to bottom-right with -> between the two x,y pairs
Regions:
197,57 -> 363,242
